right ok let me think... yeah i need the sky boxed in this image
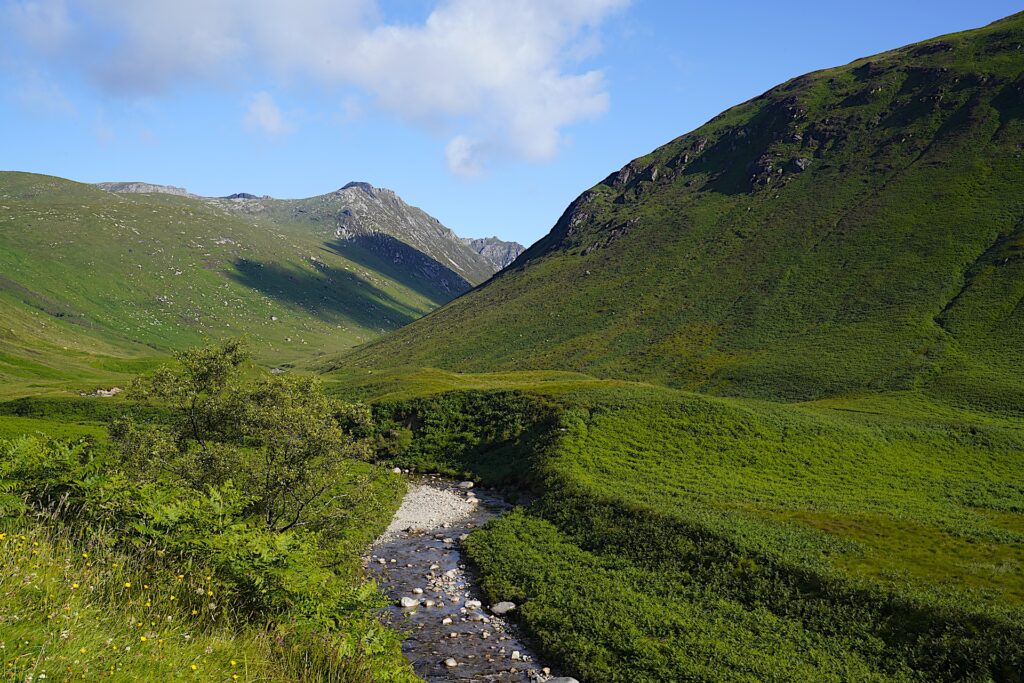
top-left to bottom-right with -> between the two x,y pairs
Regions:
1,1 -> 1021,247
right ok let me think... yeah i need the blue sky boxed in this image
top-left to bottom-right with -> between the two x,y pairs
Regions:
2,1 -> 1020,246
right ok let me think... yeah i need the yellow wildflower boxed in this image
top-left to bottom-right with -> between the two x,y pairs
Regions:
124,582 -> 131,588
139,636 -> 147,642
71,583 -> 80,589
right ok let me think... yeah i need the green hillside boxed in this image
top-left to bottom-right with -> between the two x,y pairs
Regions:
327,13 -> 1024,682
346,12 -> 1024,408
0,172 -> 473,395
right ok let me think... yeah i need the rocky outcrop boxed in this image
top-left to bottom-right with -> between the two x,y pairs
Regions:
95,182 -> 196,198
461,237 -> 526,270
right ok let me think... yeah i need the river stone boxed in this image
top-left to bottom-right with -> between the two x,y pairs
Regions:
399,597 -> 419,608
392,467 -> 402,474
547,679 -> 580,683
457,481 -> 474,489
490,601 -> 516,615
465,599 -> 482,609
444,658 -> 458,668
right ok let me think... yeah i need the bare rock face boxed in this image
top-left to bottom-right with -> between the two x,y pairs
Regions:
95,182 -> 195,198
461,236 -> 526,271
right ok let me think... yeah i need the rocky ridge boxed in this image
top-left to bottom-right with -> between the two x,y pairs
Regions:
461,236 -> 526,270
95,181 -> 196,198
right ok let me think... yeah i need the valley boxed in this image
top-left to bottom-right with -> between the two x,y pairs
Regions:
1,8 -> 1023,683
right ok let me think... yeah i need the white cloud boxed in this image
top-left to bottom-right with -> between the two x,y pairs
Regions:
6,0 -> 631,172
445,135 -> 484,178
243,91 -> 292,136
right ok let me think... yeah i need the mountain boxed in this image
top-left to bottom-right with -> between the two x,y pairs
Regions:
205,181 -> 498,288
461,236 -> 526,270
345,12 -> 1024,408
0,172 -> 485,392
98,180 -> 500,285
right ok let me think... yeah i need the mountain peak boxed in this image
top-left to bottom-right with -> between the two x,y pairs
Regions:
340,181 -> 376,193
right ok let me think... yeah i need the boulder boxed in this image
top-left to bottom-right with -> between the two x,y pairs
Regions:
490,601 -> 516,616
790,157 -> 813,172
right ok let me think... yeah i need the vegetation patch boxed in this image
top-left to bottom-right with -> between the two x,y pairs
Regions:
0,342 -> 415,681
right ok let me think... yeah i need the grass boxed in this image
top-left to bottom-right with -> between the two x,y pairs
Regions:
0,416 -> 104,442
360,375 -> 1024,682
1,525 -> 286,681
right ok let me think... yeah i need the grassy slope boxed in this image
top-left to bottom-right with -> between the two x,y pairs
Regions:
0,172 -> 463,395
345,12 -> 1024,409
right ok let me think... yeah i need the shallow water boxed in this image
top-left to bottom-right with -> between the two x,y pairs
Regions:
368,477 -> 553,682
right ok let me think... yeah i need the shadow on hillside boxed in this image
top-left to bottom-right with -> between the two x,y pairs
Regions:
323,233 -> 473,304
228,258 -> 421,330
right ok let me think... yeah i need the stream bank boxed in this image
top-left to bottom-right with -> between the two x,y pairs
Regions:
368,476 -> 575,683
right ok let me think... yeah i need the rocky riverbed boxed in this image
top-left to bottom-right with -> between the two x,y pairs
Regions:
368,476 -> 576,683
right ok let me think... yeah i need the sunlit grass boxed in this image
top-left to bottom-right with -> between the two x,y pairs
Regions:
0,524 -> 283,681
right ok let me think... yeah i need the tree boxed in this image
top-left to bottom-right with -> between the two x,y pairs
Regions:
110,340 -> 374,533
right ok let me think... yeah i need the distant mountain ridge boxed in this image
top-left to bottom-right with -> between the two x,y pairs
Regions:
461,236 -> 525,270
97,180 -> 507,283
0,171 -> 499,390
